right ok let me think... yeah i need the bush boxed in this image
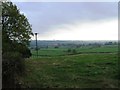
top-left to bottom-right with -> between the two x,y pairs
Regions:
2,52 -> 25,88
72,49 -> 77,54
14,43 -> 32,58
67,49 -> 77,55
54,46 -> 59,48
67,49 -> 71,53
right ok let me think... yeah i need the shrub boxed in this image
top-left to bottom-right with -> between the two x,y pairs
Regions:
2,52 -> 25,88
72,49 -> 77,54
67,49 -> 71,53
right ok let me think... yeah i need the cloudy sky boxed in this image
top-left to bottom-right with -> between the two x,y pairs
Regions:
12,1 -> 118,40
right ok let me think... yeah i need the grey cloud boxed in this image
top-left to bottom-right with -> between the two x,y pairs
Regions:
14,2 -> 118,34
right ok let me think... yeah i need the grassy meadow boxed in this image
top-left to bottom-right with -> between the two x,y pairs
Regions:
20,44 -> 119,88
31,45 -> 118,57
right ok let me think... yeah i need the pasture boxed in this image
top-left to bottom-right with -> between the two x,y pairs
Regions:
20,44 -> 119,88
21,54 -> 119,88
31,45 -> 118,57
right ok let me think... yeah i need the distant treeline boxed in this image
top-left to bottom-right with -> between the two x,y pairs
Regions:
30,40 -> 118,49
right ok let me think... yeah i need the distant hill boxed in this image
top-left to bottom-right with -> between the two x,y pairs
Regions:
30,40 -> 117,48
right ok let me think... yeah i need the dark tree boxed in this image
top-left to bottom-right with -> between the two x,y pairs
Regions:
2,1 -> 33,88
54,46 -> 59,48
67,49 -> 71,53
72,49 -> 77,54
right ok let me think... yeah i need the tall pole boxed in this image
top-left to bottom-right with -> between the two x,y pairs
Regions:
35,33 -> 38,57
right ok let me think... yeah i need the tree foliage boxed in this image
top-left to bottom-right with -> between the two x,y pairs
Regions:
2,1 -> 33,88
2,1 -> 33,53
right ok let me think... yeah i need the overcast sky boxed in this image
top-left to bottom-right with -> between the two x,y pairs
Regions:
12,1 -> 118,40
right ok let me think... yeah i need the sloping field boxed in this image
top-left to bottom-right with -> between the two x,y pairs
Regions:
20,53 -> 119,88
31,45 -> 118,57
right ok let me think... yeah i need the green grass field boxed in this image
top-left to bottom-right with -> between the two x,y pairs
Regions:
31,45 -> 118,57
20,45 -> 119,88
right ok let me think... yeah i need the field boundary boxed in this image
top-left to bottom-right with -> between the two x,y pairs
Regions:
31,52 -> 117,58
